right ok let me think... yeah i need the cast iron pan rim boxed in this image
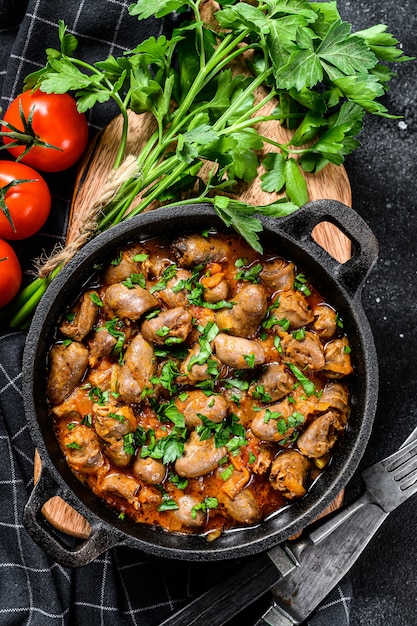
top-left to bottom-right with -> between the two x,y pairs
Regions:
23,201 -> 379,560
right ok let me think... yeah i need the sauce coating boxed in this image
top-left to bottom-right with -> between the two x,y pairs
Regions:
47,231 -> 353,538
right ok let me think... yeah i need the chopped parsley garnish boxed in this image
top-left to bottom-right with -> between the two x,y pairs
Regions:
66,441 -> 82,450
294,273 -> 311,296
285,362 -> 316,397
276,317 -> 291,331
251,384 -> 272,403
101,318 -> 126,361
274,336 -> 282,353
235,262 -> 263,283
191,496 -> 218,519
81,414 -> 92,427
188,321 -> 219,371
277,412 -> 305,444
243,353 -> 256,368
158,495 -> 179,512
88,386 -> 109,405
150,264 -> 178,293
109,412 -> 126,422
155,325 -> 171,337
90,292 -> 103,306
220,465 -> 234,481
141,431 -> 186,465
123,433 -> 136,455
133,253 -> 149,262
292,327 -> 306,340
110,250 -> 123,266
122,272 -> 146,288
196,413 -> 247,451
157,401 -> 185,429
263,408 -> 282,423
169,472 -> 188,490
151,361 -> 181,395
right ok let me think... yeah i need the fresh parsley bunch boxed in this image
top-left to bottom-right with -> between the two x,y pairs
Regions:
7,0 -> 411,328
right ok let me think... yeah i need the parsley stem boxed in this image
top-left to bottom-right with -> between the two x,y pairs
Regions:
122,159 -> 191,222
213,69 -> 272,132
8,264 -> 61,328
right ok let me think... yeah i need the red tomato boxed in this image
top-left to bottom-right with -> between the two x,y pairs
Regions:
0,238 -> 22,307
1,90 -> 89,172
0,160 -> 51,240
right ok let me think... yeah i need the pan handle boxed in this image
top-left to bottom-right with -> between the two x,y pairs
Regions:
272,199 -> 379,299
23,463 -> 125,568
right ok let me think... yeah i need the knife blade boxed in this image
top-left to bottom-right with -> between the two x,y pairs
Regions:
158,545 -> 298,626
161,425 -> 417,626
256,425 -> 417,625
256,502 -> 388,625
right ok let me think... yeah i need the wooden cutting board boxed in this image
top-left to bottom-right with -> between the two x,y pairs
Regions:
33,13 -> 352,538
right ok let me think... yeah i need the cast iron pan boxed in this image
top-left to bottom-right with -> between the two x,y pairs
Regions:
22,200 -> 379,567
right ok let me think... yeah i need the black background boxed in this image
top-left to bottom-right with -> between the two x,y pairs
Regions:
1,1 -> 416,625
333,1 -> 417,625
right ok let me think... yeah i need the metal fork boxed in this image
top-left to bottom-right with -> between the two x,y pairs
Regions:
160,427 -> 417,626
259,426 -> 417,626
303,428 -> 417,547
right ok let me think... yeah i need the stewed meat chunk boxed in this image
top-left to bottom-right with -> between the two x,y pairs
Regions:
260,258 -> 295,292
175,431 -> 227,478
251,362 -> 293,402
105,283 -> 159,320
269,450 -> 311,499
273,290 -> 314,330
157,268 -> 193,308
47,342 -> 89,405
203,277 -> 229,303
213,333 -> 265,369
312,303 -> 338,340
103,438 -> 133,468
141,306 -> 192,345
180,344 -> 222,384
297,411 -> 344,458
47,229 -> 354,538
93,404 -> 137,442
323,337 -> 353,378
280,331 -> 325,371
103,243 -> 147,285
132,456 -> 166,484
320,382 -> 350,423
59,290 -> 99,341
117,333 -> 156,401
220,488 -> 262,525
250,399 -> 294,442
174,495 -> 206,529
251,445 -> 274,475
62,425 -> 105,475
175,390 -> 228,428
172,234 -> 229,267
216,284 -> 267,338
88,326 -> 118,360
98,472 -> 140,502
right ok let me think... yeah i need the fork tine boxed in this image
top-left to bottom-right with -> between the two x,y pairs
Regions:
386,438 -> 417,489
395,457 -> 417,490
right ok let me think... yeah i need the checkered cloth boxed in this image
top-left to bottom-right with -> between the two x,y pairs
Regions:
0,1 -> 352,624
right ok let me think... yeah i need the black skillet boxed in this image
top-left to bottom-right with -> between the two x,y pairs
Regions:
22,199 -> 379,568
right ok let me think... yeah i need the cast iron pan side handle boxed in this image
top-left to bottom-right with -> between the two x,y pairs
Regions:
23,464 -> 125,568
273,199 -> 379,299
